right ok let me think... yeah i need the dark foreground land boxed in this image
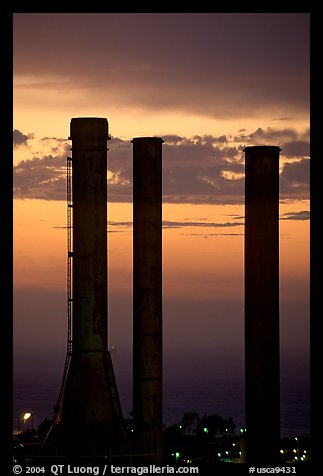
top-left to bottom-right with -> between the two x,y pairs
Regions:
13,426 -> 311,467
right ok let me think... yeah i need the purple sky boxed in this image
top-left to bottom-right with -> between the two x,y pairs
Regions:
13,13 -> 309,121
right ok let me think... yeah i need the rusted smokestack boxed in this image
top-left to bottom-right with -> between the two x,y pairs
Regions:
42,118 -> 127,456
244,145 -> 281,464
132,137 -> 163,463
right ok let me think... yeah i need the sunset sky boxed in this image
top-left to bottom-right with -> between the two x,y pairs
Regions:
13,13 -> 310,434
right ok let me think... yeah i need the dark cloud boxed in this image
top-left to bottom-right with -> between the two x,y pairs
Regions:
272,117 -> 291,121
52,224 -> 130,235
163,135 -> 184,144
163,220 -> 243,229
233,127 -> 310,160
180,233 -> 243,237
41,137 -> 68,142
235,127 -> 299,145
280,158 -> 310,199
280,211 -> 310,221
13,131 -> 309,203
108,220 -> 243,229
13,13 -> 309,120
162,135 -> 239,169
108,137 -> 132,171
13,129 -> 34,147
163,165 -> 244,204
109,221 -> 132,227
282,141 -> 310,157
13,154 -> 66,200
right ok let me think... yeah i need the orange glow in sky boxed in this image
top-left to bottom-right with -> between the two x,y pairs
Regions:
14,199 -> 309,301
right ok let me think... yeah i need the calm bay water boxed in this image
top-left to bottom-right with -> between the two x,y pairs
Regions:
13,375 -> 309,438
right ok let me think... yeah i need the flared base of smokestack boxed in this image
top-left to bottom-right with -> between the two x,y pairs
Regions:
41,351 -> 129,456
41,422 -> 129,457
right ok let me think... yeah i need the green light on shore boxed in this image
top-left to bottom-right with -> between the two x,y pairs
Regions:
203,427 -> 209,433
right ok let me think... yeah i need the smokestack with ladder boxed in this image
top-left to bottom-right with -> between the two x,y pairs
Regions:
132,137 -> 164,463
42,117 -> 127,456
244,145 -> 281,464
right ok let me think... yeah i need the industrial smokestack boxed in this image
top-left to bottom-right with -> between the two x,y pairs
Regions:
244,145 -> 280,464
42,118 -> 127,456
132,137 -> 163,463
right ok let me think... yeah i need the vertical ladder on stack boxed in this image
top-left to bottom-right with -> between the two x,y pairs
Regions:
55,156 -> 73,414
66,156 -> 73,358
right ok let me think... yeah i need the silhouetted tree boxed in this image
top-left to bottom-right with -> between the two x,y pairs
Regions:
223,416 -> 236,436
163,411 -> 236,439
180,411 -> 200,435
196,413 -> 236,437
163,423 -> 182,438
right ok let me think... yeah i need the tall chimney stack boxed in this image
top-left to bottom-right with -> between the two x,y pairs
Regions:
244,145 -> 280,464
132,137 -> 163,463
42,118 -> 127,456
